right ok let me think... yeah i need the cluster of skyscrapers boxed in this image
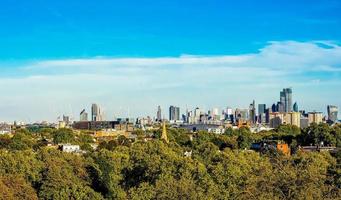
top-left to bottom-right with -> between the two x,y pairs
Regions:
155,88 -> 339,129
68,88 -> 338,131
79,104 -> 103,122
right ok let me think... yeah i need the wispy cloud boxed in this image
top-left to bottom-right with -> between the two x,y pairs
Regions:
0,41 -> 340,122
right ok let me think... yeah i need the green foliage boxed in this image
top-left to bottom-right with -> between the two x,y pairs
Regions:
0,150 -> 43,186
8,131 -> 36,150
0,124 -> 340,199
300,123 -> 337,146
0,134 -> 11,149
52,128 -> 75,144
78,133 -> 94,144
38,148 -> 102,200
0,175 -> 38,200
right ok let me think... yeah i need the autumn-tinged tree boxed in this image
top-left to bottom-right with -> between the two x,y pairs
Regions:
0,175 -> 38,200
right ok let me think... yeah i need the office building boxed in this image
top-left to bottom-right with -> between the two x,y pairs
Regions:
258,104 -> 266,115
80,109 -> 88,121
277,102 -> 284,113
284,112 -> 301,128
327,105 -> 338,123
269,112 -> 284,128
169,106 -> 180,121
91,104 -> 102,121
210,108 -> 220,120
308,112 -> 323,125
156,106 -> 162,122
271,103 -> 277,112
249,100 -> 256,124
235,108 -> 249,123
300,117 -> 309,129
293,102 -> 299,112
280,88 -> 293,112
224,107 -> 234,123
269,112 -> 300,128
258,104 -> 266,123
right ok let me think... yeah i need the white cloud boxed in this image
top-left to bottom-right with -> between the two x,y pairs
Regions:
0,41 -> 341,122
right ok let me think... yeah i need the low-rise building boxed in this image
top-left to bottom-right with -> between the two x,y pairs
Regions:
60,144 -> 83,153
0,123 -> 11,134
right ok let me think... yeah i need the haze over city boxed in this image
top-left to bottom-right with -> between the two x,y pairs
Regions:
1,0 -> 341,122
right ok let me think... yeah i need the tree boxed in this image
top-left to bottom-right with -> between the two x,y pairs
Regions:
0,150 -> 43,186
300,123 -> 336,146
8,131 -> 36,151
52,128 -> 75,144
38,148 -> 103,200
0,134 -> 11,149
0,175 -> 38,200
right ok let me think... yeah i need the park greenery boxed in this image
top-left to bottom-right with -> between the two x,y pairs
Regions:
0,123 -> 340,199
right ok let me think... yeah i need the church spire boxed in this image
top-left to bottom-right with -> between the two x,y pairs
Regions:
161,120 -> 169,143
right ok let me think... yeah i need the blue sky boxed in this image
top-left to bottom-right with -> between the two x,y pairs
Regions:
0,0 -> 341,122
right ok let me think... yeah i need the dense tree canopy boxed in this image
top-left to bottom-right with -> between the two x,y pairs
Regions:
0,124 -> 339,199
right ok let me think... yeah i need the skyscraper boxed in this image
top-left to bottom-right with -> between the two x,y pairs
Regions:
271,103 -> 277,112
277,102 -> 284,113
258,104 -> 266,115
91,103 -> 102,121
258,104 -> 266,124
169,106 -> 180,121
249,100 -> 256,123
280,88 -> 293,112
327,105 -> 338,122
157,106 -> 162,122
293,102 -> 299,112
80,109 -> 88,121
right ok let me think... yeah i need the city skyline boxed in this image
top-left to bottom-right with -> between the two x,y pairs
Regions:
1,1 -> 341,122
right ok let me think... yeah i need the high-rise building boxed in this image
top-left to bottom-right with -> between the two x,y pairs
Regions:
280,88 -> 293,112
193,107 -> 202,123
249,100 -> 256,124
271,103 -> 277,112
80,109 -> 88,121
327,105 -> 338,123
169,106 -> 180,121
258,104 -> 266,115
258,104 -> 266,124
210,108 -> 220,120
63,115 -> 70,124
277,102 -> 284,113
224,107 -> 234,123
156,106 -> 162,122
225,107 -> 233,115
308,112 -> 323,125
91,104 -> 102,121
235,108 -> 249,123
293,102 -> 299,112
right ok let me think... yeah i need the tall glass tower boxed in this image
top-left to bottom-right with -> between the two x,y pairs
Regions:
280,88 -> 292,112
157,106 -> 162,122
327,105 -> 338,122
169,106 -> 180,121
91,103 -> 102,121
293,102 -> 298,112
